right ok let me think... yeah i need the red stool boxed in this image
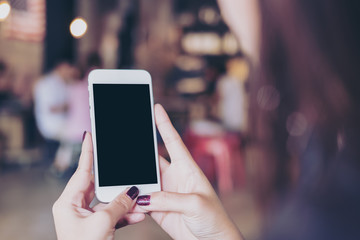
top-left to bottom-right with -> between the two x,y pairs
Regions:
184,129 -> 245,194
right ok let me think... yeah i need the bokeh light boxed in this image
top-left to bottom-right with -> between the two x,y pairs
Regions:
0,1 -> 11,21
69,17 -> 87,38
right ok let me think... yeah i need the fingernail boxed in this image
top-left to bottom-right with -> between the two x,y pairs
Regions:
136,195 -> 151,206
126,186 -> 139,200
82,131 -> 87,142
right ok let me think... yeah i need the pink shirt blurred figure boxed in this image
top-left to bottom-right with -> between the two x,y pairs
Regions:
64,79 -> 91,143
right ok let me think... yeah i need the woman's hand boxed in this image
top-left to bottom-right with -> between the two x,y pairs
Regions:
135,104 -> 243,240
52,132 -> 145,240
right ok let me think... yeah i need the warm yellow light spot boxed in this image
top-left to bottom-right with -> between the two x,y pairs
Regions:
0,1 -> 11,21
70,17 -> 87,38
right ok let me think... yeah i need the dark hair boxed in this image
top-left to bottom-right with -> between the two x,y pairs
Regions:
251,0 -> 360,203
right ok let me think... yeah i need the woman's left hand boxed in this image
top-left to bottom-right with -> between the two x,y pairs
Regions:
52,132 -> 145,240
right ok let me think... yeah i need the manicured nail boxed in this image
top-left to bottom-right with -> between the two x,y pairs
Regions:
82,131 -> 87,142
136,195 -> 151,206
126,186 -> 139,200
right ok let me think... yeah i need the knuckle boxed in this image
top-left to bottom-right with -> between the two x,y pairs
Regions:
189,194 -> 206,210
157,121 -> 179,141
113,196 -> 131,211
160,191 -> 174,203
163,134 -> 181,146
80,149 -> 93,160
160,191 -> 169,200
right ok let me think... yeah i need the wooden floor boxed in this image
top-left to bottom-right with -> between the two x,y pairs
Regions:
0,166 -> 262,240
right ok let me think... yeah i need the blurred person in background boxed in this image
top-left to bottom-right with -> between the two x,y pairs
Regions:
0,60 -> 13,105
0,61 -> 9,102
0,61 -> 24,162
216,57 -> 249,134
0,60 -> 9,160
52,53 -> 102,178
0,61 -> 39,161
53,0 -> 360,240
33,61 -> 75,166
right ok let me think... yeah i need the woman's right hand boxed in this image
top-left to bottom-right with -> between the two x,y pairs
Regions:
135,104 -> 243,240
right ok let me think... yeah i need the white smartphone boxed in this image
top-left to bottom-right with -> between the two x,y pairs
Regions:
88,69 -> 161,203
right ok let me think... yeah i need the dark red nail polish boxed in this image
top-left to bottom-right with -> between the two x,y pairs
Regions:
136,195 -> 151,206
126,186 -> 139,200
82,131 -> 87,142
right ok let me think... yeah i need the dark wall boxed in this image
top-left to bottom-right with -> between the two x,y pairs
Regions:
44,0 -> 75,72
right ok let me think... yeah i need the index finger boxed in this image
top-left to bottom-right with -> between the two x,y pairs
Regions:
155,104 -> 191,162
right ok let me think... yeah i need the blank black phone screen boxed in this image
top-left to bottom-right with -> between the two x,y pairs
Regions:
93,84 -> 157,187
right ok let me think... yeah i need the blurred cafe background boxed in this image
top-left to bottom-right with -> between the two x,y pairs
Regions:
0,0 -> 262,239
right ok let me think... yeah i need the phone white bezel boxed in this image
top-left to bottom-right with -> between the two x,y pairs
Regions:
88,69 -> 161,203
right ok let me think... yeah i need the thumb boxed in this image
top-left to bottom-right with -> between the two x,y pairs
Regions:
98,186 -> 139,226
136,191 -> 203,215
